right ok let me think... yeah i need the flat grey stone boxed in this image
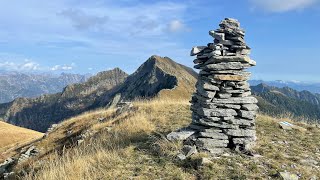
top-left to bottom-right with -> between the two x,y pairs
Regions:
224,118 -> 254,126
199,132 -> 228,140
177,153 -> 186,160
212,70 -> 251,77
241,104 -> 259,111
194,94 -> 212,103
238,110 -> 256,120
196,138 -> 229,148
216,104 -> 241,109
209,31 -> 225,41
240,49 -> 251,55
167,128 -> 196,141
212,97 -> 258,104
197,88 -> 216,98
201,128 -> 223,133
227,36 -> 245,42
216,93 -> 232,99
223,89 -> 246,94
197,108 -> 237,117
195,119 -> 237,129
233,91 -> 252,97
190,46 -> 207,56
206,56 -> 253,64
197,80 -> 220,91
199,62 -> 249,71
220,40 -> 234,46
224,129 -> 256,137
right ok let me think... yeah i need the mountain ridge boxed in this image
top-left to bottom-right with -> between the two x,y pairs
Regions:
250,80 -> 320,94
0,72 -> 90,103
0,68 -> 128,132
251,83 -> 320,121
0,56 -> 197,132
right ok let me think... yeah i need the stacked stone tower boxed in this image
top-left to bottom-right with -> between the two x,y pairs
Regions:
186,18 -> 258,154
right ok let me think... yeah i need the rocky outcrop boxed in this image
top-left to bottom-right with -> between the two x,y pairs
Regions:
0,158 -> 14,175
18,146 -> 40,163
168,18 -> 258,155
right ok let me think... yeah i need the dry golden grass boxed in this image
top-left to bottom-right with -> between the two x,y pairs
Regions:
0,121 -> 43,161
12,98 -> 320,180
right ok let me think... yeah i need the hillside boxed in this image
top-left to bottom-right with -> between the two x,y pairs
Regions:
0,68 -> 128,132
3,98 -> 319,179
0,55 -> 197,132
0,72 -> 89,103
0,121 -> 43,162
251,83 -> 320,122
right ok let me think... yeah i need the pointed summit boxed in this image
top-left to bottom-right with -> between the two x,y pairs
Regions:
102,55 -> 197,103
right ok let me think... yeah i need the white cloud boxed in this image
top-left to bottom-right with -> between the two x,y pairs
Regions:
250,0 -> 319,12
0,59 -> 40,71
168,20 -> 188,32
50,63 -> 75,71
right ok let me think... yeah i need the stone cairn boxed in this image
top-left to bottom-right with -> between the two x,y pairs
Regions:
168,18 -> 258,156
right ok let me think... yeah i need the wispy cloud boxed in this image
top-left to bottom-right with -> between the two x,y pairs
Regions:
59,8 -> 108,30
0,59 -> 40,71
249,0 -> 319,12
0,1 -> 191,59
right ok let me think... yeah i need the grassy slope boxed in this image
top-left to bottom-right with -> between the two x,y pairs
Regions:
0,121 -> 43,162
16,98 -> 320,180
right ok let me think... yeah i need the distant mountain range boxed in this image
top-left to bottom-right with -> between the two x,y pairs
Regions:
0,72 -> 91,103
0,56 -> 197,132
1,56 -> 320,132
251,83 -> 320,122
249,80 -> 320,94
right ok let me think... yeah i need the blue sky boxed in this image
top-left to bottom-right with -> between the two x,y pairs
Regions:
0,0 -> 319,81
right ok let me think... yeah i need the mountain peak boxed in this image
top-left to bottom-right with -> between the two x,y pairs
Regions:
100,55 -> 197,104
